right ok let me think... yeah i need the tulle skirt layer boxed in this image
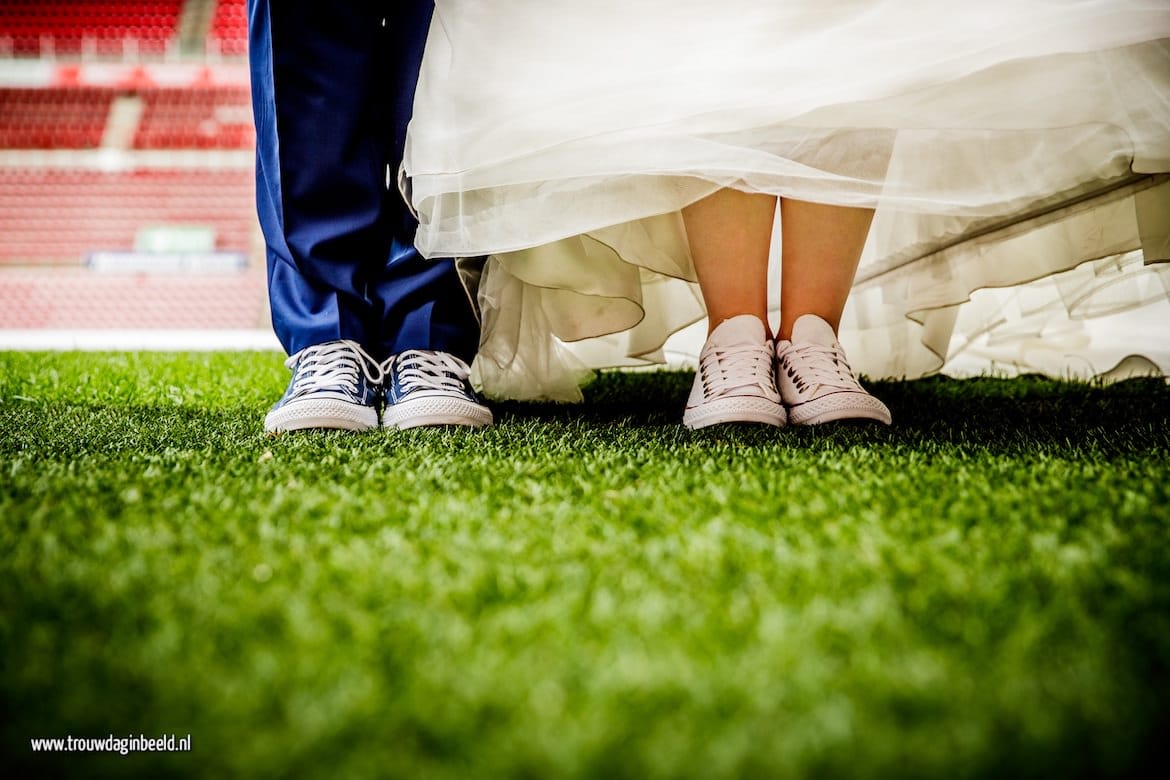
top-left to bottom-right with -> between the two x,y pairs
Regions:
405,0 -> 1170,400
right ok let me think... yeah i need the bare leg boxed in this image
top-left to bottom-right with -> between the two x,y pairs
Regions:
774,198 -> 891,425
777,198 -> 874,340
682,189 -> 777,335
680,188 -> 785,430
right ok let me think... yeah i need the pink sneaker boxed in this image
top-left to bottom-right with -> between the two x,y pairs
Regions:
683,315 -> 787,430
775,314 -> 891,426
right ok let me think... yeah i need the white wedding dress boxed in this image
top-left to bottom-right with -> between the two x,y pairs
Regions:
404,0 -> 1170,401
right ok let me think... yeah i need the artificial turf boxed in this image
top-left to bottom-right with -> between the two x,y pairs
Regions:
1,351 -> 1168,779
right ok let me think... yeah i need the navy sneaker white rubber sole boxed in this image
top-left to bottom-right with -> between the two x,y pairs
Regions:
381,393 -> 493,429
264,396 -> 379,433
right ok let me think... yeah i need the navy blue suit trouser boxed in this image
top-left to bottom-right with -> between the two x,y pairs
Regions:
247,0 -> 477,362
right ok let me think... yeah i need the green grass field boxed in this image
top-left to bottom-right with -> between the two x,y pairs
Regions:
2,351 -> 1168,778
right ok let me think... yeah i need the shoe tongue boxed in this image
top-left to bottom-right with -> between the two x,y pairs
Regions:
791,314 -> 837,348
709,315 -> 767,348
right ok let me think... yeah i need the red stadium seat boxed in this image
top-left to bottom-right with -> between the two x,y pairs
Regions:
0,2 -> 266,331
0,266 -> 269,330
207,0 -> 247,57
0,0 -> 183,57
0,168 -> 258,265
133,85 -> 255,150
0,88 -> 115,149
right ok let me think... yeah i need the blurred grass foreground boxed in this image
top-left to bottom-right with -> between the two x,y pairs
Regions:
2,351 -> 1169,778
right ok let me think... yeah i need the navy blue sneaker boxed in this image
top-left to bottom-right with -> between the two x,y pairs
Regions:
381,350 -> 493,429
264,340 -> 382,433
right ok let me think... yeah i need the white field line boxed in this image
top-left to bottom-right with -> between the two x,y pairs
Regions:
0,327 -> 698,367
0,148 -> 253,170
0,329 -> 280,351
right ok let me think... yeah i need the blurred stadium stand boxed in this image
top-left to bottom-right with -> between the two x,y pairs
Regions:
0,0 -> 269,345
0,1 -> 184,58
